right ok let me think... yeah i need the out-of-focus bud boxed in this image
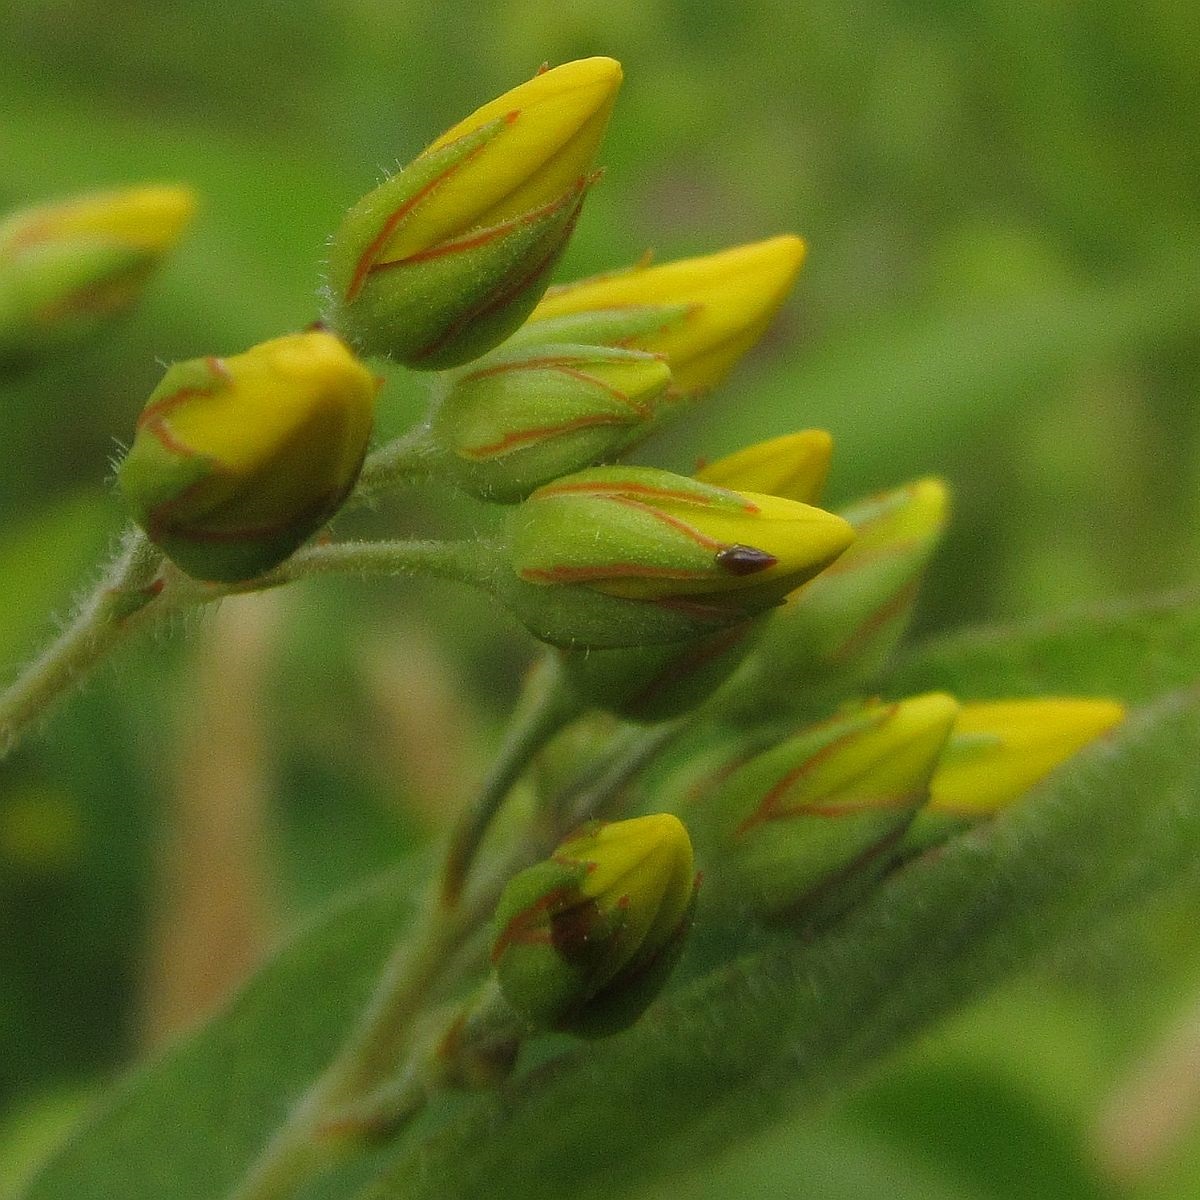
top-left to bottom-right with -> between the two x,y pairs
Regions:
491,813 -> 696,1038
118,330 -> 379,583
432,344 -> 670,501
517,235 -> 805,396
326,58 -> 621,370
0,185 -> 196,365
556,621 -> 765,724
500,465 -> 855,649
901,697 -> 1126,855
695,429 -> 832,503
703,693 -> 959,923
719,478 -> 949,723
554,432 -> 835,719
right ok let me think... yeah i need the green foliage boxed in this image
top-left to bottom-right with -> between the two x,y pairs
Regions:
3,2 -> 1199,1196
22,594 -> 1200,1198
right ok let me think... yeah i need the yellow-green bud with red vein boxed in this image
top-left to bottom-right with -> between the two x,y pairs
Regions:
500,464 -> 854,649
118,330 -> 379,583
719,477 -> 950,723
515,235 -> 806,396
326,57 -> 621,369
0,185 -> 196,365
431,343 -> 671,502
555,431 -> 835,719
900,697 -> 1126,856
700,692 -> 959,924
491,813 -> 696,1038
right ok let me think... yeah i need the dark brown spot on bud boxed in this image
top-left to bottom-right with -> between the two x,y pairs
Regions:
551,897 -> 604,967
715,543 -> 777,576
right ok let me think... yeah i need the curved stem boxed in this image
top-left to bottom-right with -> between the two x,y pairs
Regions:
225,715 -> 685,1200
440,654 -> 583,907
354,424 -> 443,503
250,537 -> 503,592
0,534 -> 503,762
0,528 -> 165,759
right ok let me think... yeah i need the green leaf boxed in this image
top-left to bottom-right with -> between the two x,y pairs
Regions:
362,689 -> 1200,1200
891,587 -> 1200,702
21,872 -> 416,1200
23,599 -> 1200,1200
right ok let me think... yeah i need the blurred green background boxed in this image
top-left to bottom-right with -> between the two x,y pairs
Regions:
2,1 -> 1199,1196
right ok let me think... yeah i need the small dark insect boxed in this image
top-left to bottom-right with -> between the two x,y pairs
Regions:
714,543 -> 777,576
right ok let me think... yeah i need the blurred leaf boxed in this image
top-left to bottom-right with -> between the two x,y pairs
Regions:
0,494 -> 115,669
362,690 -> 1200,1200
24,678 -> 1200,1199
21,871 -> 417,1200
891,586 -> 1200,702
669,239 -> 1200,499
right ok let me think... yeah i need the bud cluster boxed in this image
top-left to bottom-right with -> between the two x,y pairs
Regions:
78,57 -> 1129,1059
694,692 -> 1125,926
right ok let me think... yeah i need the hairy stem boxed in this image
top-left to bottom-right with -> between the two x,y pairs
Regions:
0,534 -> 501,762
225,714 -> 682,1200
440,654 -> 583,906
0,528 -> 165,759
354,424 -> 443,502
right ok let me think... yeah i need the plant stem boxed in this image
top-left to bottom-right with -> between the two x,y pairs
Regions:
225,714 -> 683,1200
0,534 -> 501,762
0,528 -> 165,759
354,425 -> 442,502
252,538 -> 503,592
440,654 -> 583,907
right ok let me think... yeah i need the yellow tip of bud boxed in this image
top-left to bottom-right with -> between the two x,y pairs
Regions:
382,57 -> 622,265
119,330 -> 378,582
569,813 -> 695,935
529,234 -> 807,394
749,692 -> 961,830
929,698 -> 1126,816
695,430 -> 833,504
0,185 -> 197,259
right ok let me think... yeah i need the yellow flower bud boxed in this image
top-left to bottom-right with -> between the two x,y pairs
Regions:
695,430 -> 833,504
0,185 -> 196,364
327,58 -> 622,369
502,466 -> 854,649
521,235 -> 806,394
704,692 -> 960,922
118,330 -> 379,583
902,697 -> 1126,854
556,432 -> 836,718
716,477 -> 950,723
492,813 -> 696,1037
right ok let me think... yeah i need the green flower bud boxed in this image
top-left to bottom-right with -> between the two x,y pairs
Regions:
0,185 -> 196,366
492,813 -> 696,1038
553,432 -> 837,718
703,693 -> 959,924
901,697 -> 1126,856
118,330 -> 379,583
720,478 -> 949,722
432,344 -> 671,501
326,58 -> 621,369
500,466 -> 855,649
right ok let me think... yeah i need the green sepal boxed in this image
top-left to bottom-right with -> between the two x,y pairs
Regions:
557,618 -> 766,722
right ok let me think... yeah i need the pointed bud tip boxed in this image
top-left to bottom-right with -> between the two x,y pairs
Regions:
697,429 -> 834,504
929,697 -> 1127,815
